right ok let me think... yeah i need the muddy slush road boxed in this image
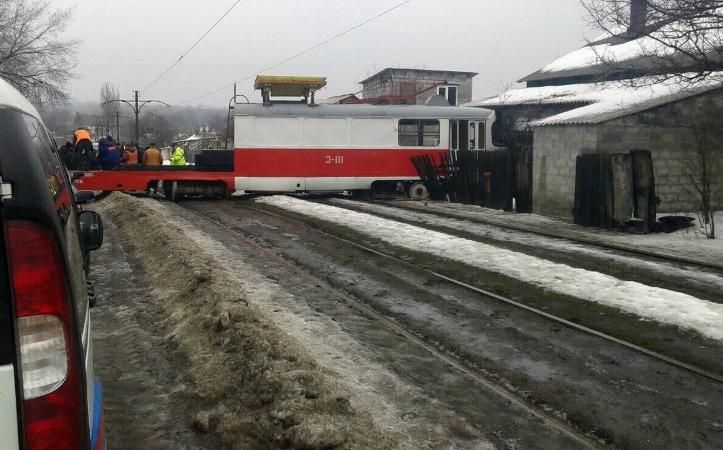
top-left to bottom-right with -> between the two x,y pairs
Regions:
89,194 -> 722,449
91,219 -> 221,449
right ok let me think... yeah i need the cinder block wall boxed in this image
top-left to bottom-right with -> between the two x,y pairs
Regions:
532,89 -> 723,219
361,70 -> 474,104
532,125 -> 599,219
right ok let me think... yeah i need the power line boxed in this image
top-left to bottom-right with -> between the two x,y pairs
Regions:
175,0 -> 415,106
143,0 -> 243,93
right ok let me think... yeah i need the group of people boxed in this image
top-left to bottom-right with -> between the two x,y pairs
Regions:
60,127 -> 186,171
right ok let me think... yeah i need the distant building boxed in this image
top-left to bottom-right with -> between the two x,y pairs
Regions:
359,68 -> 477,106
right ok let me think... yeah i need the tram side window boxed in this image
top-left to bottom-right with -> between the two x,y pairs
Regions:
478,123 -> 486,150
398,119 -> 440,147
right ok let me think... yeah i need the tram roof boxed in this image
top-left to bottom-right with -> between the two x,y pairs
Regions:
233,103 -> 494,120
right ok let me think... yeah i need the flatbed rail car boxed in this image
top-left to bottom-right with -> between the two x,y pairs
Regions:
72,103 -> 496,198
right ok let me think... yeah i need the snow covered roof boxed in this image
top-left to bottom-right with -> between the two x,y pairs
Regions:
468,73 -> 723,126
531,74 -> 723,126
519,36 -> 661,84
520,19 -> 722,84
466,84 -> 603,107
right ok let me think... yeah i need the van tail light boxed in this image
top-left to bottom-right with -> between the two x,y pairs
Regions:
5,221 -> 86,450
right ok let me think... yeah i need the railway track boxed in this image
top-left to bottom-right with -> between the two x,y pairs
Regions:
370,198 -> 723,272
180,202 -> 602,449
250,201 -> 723,385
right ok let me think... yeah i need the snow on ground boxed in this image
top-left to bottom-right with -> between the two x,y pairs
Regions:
328,199 -> 723,292
400,202 -> 723,267
142,199 -> 492,449
258,196 -> 723,341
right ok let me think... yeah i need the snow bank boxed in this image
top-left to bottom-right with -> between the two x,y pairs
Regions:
95,193 -> 393,449
258,196 -> 723,341
328,199 -> 723,291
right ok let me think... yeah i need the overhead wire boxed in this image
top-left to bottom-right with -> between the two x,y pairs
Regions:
142,0 -> 243,93
174,0 -> 415,106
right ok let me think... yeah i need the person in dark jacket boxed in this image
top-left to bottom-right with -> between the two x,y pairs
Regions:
60,141 -> 81,170
97,137 -> 120,170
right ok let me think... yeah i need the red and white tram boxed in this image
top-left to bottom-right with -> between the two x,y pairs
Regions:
231,103 -> 495,195
73,103 -> 495,198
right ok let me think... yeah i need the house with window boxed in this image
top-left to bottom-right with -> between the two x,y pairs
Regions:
358,68 -> 477,106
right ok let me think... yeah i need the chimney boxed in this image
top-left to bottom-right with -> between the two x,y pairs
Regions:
629,0 -> 648,36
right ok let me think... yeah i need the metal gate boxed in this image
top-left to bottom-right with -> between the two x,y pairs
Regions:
573,150 -> 656,231
411,148 -> 532,212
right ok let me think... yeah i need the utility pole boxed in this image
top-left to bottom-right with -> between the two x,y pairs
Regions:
103,90 -> 170,145
115,111 -> 133,143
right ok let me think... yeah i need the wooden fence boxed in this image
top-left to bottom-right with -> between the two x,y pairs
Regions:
410,149 -> 531,212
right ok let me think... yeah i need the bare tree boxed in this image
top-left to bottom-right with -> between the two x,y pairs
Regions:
100,82 -> 119,137
0,0 -> 77,107
581,0 -> 723,84
683,108 -> 722,239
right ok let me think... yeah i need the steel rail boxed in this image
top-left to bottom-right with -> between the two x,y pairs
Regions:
180,203 -> 601,450
247,203 -> 723,385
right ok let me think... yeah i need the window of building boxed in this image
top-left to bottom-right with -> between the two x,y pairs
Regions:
398,119 -> 440,147
437,85 -> 458,106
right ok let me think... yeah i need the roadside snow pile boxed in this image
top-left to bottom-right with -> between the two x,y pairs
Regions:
259,196 -> 723,341
95,193 -> 393,450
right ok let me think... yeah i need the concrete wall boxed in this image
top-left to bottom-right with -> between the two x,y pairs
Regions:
361,69 -> 475,105
532,125 -> 599,218
532,89 -> 723,219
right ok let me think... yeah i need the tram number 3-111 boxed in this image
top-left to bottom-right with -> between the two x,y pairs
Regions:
325,155 -> 344,165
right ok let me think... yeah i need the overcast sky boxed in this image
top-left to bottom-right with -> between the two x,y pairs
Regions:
55,0 -> 597,107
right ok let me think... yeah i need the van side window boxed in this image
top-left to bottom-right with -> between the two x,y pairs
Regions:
22,115 -> 88,333
398,119 -> 440,147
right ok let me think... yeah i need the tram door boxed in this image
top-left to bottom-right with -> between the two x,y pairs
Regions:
450,120 -> 486,154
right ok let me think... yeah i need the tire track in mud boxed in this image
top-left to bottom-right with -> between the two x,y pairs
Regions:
90,218 -> 218,450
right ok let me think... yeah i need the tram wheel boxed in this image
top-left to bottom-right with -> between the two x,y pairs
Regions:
408,182 -> 429,201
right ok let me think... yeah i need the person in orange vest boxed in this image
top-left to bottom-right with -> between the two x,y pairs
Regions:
73,127 -> 95,169
73,127 -> 91,146
121,145 -> 139,165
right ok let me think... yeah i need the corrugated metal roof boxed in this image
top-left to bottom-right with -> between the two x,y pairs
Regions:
529,75 -> 723,126
233,103 -> 494,119
466,84 -> 604,107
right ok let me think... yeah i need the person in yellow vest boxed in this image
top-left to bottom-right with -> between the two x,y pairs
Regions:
170,145 -> 186,166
